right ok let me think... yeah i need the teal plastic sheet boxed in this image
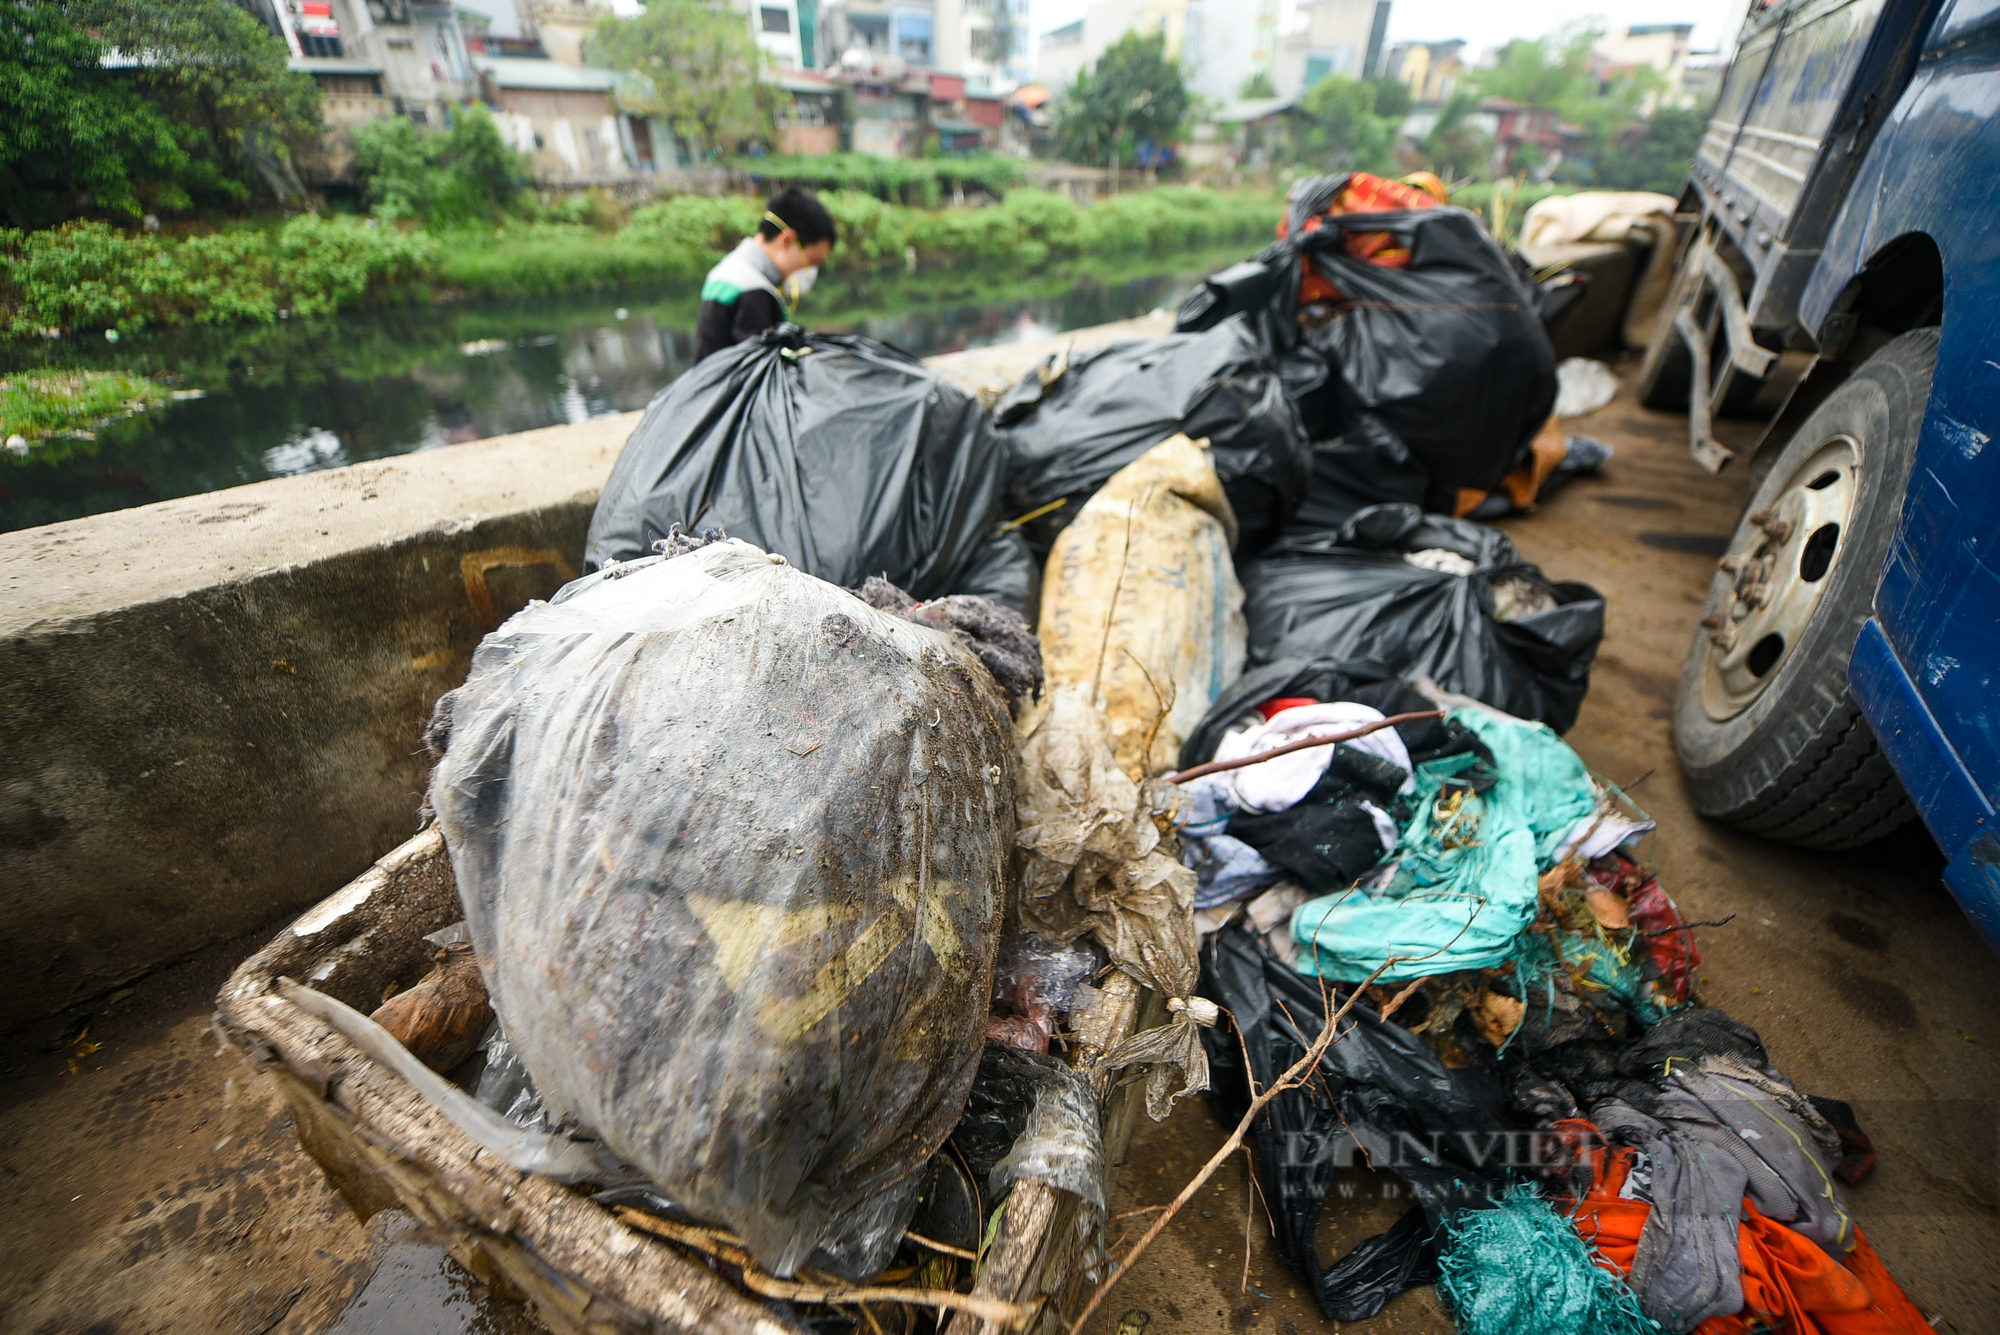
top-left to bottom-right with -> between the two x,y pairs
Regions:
1292,708 -> 1598,982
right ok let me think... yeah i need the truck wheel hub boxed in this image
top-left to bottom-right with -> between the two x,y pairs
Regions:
1701,435 -> 1859,720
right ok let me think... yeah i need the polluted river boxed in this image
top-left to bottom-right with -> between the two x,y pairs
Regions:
0,254 -> 1230,534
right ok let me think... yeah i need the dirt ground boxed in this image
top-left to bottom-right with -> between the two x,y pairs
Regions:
3,368 -> 1996,1335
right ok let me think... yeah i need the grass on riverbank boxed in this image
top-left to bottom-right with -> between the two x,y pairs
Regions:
1,370 -> 172,444
2,187 -> 1284,339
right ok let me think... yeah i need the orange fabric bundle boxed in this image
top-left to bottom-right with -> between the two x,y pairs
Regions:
1559,1131 -> 1654,1277
1555,1122 -> 1929,1335
1282,172 -> 1447,304
1695,1203 -> 1931,1335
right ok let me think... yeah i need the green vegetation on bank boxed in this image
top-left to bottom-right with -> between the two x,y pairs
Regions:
1,187 -> 1282,338
1,369 -> 170,442
0,0 -> 320,228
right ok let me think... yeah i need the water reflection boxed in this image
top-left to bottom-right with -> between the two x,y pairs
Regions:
0,249 -> 1243,533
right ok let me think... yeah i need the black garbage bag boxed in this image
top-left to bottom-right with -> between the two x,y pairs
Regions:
1200,927 -> 1512,1322
585,324 -> 1030,611
992,314 -> 1311,554
427,538 -> 1020,1281
1240,503 -> 1604,732
1292,209 -> 1556,495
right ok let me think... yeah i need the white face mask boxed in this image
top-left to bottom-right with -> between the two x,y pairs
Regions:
784,265 -> 819,305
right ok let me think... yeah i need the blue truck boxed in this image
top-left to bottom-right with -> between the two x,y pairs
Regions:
1637,0 -> 1999,944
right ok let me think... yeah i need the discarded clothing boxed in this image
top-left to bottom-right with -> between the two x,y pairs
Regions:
1231,801 -> 1396,898
1243,503 -> 1605,732
1698,1206 -> 1930,1335
1208,701 -> 1415,813
1182,832 -> 1284,909
1292,706 -> 1600,982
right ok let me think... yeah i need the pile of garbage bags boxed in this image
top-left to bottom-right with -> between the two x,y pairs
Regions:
361,182 -> 1923,1335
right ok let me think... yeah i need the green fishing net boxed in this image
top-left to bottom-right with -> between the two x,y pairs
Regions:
1436,1185 -> 1661,1335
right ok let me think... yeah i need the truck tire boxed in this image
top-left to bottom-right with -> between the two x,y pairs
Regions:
1671,327 -> 1937,849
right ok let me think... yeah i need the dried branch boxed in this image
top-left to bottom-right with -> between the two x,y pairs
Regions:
612,1208 -> 1031,1324
1165,712 -> 1444,784
1061,959 -> 1397,1335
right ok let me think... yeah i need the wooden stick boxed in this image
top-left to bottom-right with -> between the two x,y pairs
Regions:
906,1230 -> 979,1262
1165,712 -> 1443,784
613,1208 -> 1032,1324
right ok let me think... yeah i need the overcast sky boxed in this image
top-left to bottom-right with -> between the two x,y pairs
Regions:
1031,0 -> 1752,63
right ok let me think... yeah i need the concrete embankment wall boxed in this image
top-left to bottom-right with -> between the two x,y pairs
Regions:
0,314 -> 1171,1033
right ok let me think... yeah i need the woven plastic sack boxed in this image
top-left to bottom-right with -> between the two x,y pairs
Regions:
1015,434 -> 1244,1117
427,538 -> 1018,1279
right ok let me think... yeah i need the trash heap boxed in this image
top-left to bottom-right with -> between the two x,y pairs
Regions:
1180,675 -> 1927,1333
264,188 -> 1931,1335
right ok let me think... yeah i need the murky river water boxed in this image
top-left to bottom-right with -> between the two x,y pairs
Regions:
0,252 -> 1236,534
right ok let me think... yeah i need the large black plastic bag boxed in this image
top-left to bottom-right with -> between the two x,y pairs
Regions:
1293,209 -> 1556,495
1241,503 -> 1603,732
427,538 -> 1018,1280
1200,928 -> 1512,1322
585,324 -> 1031,610
992,314 -> 1310,553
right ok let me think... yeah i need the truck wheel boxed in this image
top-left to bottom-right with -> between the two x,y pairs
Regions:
1671,328 -> 1938,849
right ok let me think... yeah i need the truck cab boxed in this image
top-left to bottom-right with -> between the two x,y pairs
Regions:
1644,0 -> 2000,945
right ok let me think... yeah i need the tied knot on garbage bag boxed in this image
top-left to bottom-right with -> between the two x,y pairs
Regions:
1097,942 -> 1224,1121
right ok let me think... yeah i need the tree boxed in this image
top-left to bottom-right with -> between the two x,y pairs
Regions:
592,0 -> 772,159
1239,69 -> 1278,99
352,103 -> 523,225
1597,103 -> 1708,193
1054,30 -> 1189,168
0,0 -> 321,227
1422,88 -> 1492,181
1471,23 -> 1663,184
1293,74 -> 1398,173
1366,74 -> 1412,120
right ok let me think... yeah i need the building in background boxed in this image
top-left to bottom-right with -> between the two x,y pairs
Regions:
1380,37 -> 1463,103
1031,0 -> 1189,91
741,0 -> 807,69
1594,21 -> 1694,109
1182,0 -> 1282,103
1271,0 -> 1386,98
476,56 -> 662,181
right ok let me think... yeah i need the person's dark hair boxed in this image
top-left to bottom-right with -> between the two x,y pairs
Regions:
757,186 -> 838,248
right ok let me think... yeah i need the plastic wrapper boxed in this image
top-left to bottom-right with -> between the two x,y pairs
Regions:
992,315 -> 1311,554
956,1044 -> 1107,1212
584,325 -> 1030,610
1241,503 -> 1604,732
427,538 -> 1019,1280
989,936 -> 1100,1053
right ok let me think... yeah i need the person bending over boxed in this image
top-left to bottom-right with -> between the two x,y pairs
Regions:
693,187 -> 837,363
